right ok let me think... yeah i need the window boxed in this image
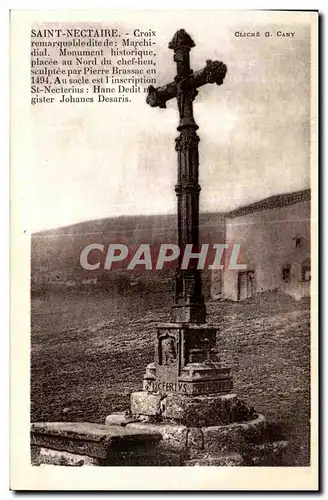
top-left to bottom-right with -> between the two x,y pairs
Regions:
282,264 -> 291,283
294,237 -> 302,248
302,265 -> 311,282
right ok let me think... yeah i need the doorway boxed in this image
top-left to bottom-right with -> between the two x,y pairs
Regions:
237,270 -> 255,301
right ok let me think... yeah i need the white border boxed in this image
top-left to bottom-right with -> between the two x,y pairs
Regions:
5,2 -> 324,497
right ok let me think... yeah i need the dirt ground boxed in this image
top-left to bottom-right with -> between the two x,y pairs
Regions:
31,288 -> 311,465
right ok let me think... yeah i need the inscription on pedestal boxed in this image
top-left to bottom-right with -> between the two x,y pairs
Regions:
144,380 -> 188,394
188,379 -> 233,395
143,379 -> 232,395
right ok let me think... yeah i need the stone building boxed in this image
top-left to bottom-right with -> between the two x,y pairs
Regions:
218,189 -> 311,301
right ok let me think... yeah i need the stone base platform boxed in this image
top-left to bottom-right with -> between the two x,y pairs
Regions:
30,415 -> 290,466
103,388 -> 291,466
130,391 -> 256,427
31,422 -> 164,466
104,412 -> 289,466
106,411 -> 263,453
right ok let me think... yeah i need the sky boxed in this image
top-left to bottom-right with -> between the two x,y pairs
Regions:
29,12 -> 312,232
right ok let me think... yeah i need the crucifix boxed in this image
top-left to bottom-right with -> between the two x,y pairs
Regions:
147,29 -> 227,324
139,29 -> 232,397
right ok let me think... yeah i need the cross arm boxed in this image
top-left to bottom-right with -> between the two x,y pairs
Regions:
146,60 -> 227,109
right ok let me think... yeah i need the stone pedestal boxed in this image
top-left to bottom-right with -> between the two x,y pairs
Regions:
102,313 -> 288,465
143,322 -> 233,396
103,316 -> 289,466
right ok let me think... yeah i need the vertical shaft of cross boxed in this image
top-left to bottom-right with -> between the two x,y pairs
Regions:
169,30 -> 206,324
146,29 -> 227,323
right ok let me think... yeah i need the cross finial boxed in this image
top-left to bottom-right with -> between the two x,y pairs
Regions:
168,30 -> 195,80
168,29 -> 195,51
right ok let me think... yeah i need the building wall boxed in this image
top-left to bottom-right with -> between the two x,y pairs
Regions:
223,200 -> 311,301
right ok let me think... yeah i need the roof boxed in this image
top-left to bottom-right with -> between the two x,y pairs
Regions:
226,189 -> 311,219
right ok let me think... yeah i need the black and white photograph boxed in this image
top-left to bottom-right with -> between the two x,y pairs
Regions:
10,9 -> 318,491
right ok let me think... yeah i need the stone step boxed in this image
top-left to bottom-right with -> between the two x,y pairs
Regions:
105,412 -> 266,453
185,440 -> 289,467
31,422 -> 162,466
31,421 -> 290,466
104,413 -> 289,466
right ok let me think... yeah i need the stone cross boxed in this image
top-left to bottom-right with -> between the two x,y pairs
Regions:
142,30 -> 232,397
147,29 -> 227,324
